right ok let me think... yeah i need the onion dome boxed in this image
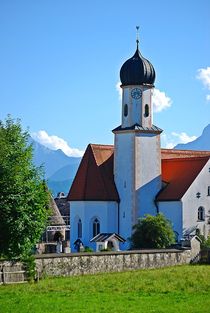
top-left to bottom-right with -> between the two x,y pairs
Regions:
120,42 -> 155,86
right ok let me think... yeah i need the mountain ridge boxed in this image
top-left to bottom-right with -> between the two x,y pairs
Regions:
175,124 -> 210,151
30,137 -> 81,196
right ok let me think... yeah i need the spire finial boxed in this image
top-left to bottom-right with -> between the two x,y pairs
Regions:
136,26 -> 140,48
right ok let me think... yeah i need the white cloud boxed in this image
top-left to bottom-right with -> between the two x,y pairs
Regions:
152,89 -> 172,112
171,132 -> 197,144
206,94 -> 210,101
197,67 -> 210,89
161,132 -> 197,149
115,82 -> 172,113
31,130 -> 84,157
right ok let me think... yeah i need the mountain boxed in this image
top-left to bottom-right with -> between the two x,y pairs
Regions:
47,178 -> 74,197
30,137 -> 81,196
47,164 -> 81,196
175,124 -> 210,151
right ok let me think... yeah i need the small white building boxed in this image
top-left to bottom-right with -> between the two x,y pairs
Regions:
67,36 -> 210,252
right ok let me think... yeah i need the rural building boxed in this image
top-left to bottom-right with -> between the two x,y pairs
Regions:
67,37 -> 210,251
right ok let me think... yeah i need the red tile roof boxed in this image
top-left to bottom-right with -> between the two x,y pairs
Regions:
161,149 -> 210,159
156,157 -> 209,201
67,144 -> 210,202
67,144 -> 119,202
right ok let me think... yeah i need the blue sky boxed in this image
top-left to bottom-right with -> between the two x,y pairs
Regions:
0,0 -> 210,156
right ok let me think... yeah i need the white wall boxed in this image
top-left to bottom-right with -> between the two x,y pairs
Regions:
135,133 -> 162,218
182,160 -> 210,238
158,201 -> 183,241
121,85 -> 152,128
114,132 -> 134,248
70,201 -> 118,251
114,130 -> 162,249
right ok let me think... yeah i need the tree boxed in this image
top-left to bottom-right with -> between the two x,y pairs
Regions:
0,116 -> 50,259
130,213 -> 175,249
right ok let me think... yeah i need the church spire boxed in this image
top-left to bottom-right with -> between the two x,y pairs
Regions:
136,26 -> 140,49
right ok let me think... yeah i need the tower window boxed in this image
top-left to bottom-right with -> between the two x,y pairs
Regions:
144,104 -> 149,117
78,219 -> 82,238
198,207 -> 205,221
93,218 -> 100,237
208,186 -> 210,196
124,104 -> 128,117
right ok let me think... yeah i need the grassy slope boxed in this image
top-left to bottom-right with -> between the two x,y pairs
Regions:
0,265 -> 210,313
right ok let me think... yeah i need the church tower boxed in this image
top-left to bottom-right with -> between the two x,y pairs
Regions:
113,32 -> 162,246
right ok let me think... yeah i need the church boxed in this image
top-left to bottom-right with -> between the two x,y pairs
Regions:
67,36 -> 210,252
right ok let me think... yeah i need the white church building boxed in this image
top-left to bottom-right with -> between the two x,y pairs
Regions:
67,37 -> 210,252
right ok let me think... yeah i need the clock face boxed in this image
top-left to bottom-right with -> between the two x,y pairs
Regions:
131,88 -> 142,99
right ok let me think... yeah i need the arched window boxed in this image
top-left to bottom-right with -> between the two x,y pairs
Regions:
78,219 -> 82,238
124,104 -> 128,117
144,104 -> 149,117
198,207 -> 205,221
93,218 -> 100,237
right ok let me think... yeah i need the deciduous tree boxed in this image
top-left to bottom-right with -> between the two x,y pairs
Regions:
0,116 -> 50,259
130,213 -> 175,249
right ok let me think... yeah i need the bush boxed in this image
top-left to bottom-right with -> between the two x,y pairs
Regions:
130,213 -> 175,249
197,233 -> 210,249
23,254 -> 36,282
84,246 -> 93,252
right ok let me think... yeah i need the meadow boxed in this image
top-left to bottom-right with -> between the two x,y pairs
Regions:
0,265 -> 210,313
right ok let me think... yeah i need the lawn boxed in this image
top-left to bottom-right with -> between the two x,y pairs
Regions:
0,265 -> 210,313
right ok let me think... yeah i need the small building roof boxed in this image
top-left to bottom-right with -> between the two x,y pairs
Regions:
67,144 -> 119,202
90,233 -> 126,243
49,196 -> 66,226
156,156 -> 210,201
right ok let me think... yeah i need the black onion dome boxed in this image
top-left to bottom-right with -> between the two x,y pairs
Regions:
120,46 -> 155,86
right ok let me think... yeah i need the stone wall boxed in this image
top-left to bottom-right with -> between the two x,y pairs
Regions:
35,248 -> 193,278
0,238 -> 200,282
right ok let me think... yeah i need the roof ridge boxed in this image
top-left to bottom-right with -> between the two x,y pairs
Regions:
163,156 -> 210,162
84,145 -> 97,199
90,143 -> 114,149
162,148 -> 210,153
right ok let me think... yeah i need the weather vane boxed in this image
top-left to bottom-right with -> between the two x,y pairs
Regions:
136,26 -> 140,47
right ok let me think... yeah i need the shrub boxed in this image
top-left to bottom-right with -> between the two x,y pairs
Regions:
130,213 -> 175,249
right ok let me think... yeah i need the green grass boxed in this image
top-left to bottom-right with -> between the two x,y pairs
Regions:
0,265 -> 210,312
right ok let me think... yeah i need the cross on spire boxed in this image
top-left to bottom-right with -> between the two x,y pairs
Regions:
136,26 -> 140,48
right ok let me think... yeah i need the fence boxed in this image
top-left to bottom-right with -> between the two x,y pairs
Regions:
0,262 -> 27,284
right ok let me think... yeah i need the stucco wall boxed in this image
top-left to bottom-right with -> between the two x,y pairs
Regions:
182,160 -> 210,238
70,201 -> 118,252
158,201 -> 183,241
35,249 -> 193,278
114,132 -> 134,249
135,133 -> 161,218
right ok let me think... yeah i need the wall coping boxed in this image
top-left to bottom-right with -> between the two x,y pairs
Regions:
34,248 -> 189,260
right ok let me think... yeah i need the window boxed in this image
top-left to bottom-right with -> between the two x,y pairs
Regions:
93,218 -> 100,237
208,186 -> 210,196
124,104 -> 128,117
198,207 -> 205,221
78,219 -> 82,238
144,104 -> 149,117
